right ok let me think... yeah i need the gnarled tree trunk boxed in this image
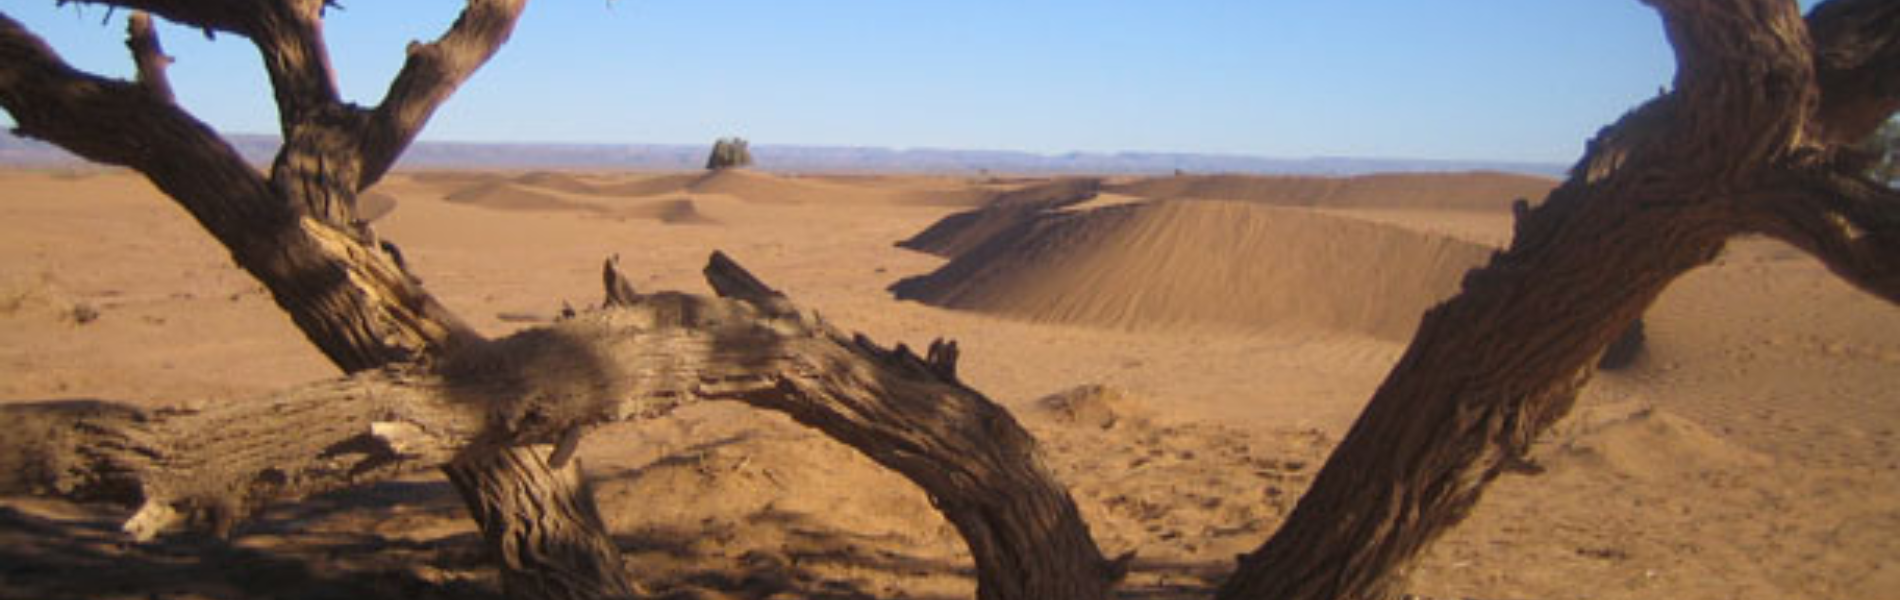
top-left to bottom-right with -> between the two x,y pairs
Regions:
1219,1 -> 1900,598
1,4 -> 646,600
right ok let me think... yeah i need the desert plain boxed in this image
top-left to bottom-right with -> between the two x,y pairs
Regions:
2,165 -> 1897,599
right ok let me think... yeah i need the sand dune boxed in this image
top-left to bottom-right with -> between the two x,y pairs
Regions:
443,181 -> 599,213
1107,171 -> 1556,211
5,168 -> 1898,600
895,178 -> 1102,257
441,180 -> 718,226
894,199 -> 1492,340
511,170 -> 603,195
591,173 -> 703,197
685,169 -> 831,204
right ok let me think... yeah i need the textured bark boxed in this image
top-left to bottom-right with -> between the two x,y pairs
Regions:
0,375 -> 481,540
10,1 -> 1896,600
694,255 -> 1120,600
0,12 -> 477,371
2,255 -> 1119,600
1217,1 -> 1900,599
446,445 -> 644,600
1,5 -> 642,600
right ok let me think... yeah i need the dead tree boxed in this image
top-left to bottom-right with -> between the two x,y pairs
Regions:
0,5 -> 1117,600
1218,0 -> 1900,598
0,2 -> 650,598
3,1 -> 1898,600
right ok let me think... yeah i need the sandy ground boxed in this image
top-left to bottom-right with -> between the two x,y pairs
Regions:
2,167 -> 1896,599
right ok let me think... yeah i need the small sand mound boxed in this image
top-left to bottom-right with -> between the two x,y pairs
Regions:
688,169 -> 821,204
593,173 -> 701,197
512,171 -> 709,198
895,178 -> 1102,258
400,170 -> 504,189
442,181 -> 597,213
619,198 -> 718,225
1106,171 -> 1555,212
892,200 -> 1492,340
0,273 -> 94,324
596,424 -> 964,595
1026,384 -> 1152,430
1551,402 -> 1771,479
511,171 -> 602,195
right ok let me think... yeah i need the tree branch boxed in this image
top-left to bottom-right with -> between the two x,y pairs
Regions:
1741,159 -> 1900,303
358,0 -> 527,190
249,0 -> 343,127
55,0 -> 257,37
1220,1 -> 1831,598
1,253 -> 1116,599
1807,0 -> 1900,143
0,13 -> 279,239
124,11 -> 173,102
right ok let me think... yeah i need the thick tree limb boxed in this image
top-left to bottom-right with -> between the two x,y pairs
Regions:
359,0 -> 527,190
1219,1 -> 1848,599
446,444 -> 646,600
250,0 -> 342,126
2,10 -> 477,376
12,5 -> 610,600
700,256 -> 1118,600
0,254 -> 1117,600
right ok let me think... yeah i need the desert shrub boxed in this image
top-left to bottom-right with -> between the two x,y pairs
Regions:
705,137 -> 754,170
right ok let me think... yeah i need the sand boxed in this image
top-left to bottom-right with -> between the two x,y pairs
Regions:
2,167 -> 1897,600
892,198 -> 1495,340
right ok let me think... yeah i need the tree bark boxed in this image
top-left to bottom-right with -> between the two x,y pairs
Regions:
11,2 -> 1898,600
446,445 -> 645,600
2,5 -> 646,600
1218,1 -> 1900,599
0,256 -> 1120,600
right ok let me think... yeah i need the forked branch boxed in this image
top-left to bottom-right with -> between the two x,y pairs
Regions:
359,0 -> 528,189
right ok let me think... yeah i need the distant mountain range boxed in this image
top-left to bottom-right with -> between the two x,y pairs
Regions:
0,132 -> 1568,177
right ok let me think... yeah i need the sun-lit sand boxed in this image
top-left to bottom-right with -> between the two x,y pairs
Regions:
3,166 -> 1897,599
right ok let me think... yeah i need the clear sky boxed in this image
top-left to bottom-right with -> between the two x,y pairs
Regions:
0,1 -> 1826,164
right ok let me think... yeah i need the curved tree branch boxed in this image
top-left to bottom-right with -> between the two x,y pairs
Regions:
1,13 -> 280,240
1220,1 -> 1834,598
1,12 -> 477,373
359,0 -> 527,190
3,253 -> 1119,600
249,0 -> 344,127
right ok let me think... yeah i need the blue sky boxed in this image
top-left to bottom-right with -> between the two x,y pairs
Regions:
1,1 -> 1823,163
